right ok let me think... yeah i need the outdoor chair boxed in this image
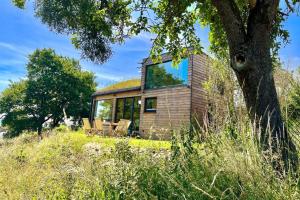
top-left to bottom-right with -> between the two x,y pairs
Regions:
94,119 -> 104,135
82,118 -> 96,136
113,119 -> 131,137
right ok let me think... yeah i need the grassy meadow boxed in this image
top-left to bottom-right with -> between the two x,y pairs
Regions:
0,126 -> 299,200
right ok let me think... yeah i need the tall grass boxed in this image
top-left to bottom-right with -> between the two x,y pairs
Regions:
0,123 -> 299,199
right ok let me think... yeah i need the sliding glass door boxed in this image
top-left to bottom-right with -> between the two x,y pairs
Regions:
115,96 -> 141,133
93,99 -> 113,122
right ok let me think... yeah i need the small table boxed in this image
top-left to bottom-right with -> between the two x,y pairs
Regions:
102,122 -> 119,136
111,122 -> 119,127
103,122 -> 118,128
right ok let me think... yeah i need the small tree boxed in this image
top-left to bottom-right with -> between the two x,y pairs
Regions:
0,49 -> 96,137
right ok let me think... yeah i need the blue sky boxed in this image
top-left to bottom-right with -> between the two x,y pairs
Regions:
0,0 -> 299,92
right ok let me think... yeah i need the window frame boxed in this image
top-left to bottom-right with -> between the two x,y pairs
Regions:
144,97 -> 157,113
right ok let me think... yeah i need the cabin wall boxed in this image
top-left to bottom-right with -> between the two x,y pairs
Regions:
190,54 -> 209,126
139,87 -> 191,139
139,54 -> 193,139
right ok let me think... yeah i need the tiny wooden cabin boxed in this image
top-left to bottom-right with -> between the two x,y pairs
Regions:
91,53 -> 209,139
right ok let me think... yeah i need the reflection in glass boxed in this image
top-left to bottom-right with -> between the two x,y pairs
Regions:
115,97 -> 141,131
145,58 -> 189,89
116,98 -> 124,123
124,98 -> 133,120
94,99 -> 113,122
144,97 -> 157,112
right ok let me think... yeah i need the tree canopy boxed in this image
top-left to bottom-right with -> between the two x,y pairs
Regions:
12,0 -> 299,63
0,49 -> 96,137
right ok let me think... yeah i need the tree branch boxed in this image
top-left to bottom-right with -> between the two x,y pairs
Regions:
285,0 -> 295,13
211,0 -> 248,71
211,0 -> 247,51
247,0 -> 280,41
43,114 -> 53,124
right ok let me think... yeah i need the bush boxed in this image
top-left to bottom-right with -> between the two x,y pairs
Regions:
54,125 -> 69,133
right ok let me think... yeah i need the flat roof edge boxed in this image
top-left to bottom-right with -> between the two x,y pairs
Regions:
92,86 -> 141,97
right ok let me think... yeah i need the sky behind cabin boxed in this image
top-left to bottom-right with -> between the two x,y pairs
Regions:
0,0 -> 299,92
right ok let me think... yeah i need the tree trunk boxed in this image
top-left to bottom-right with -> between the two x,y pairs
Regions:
232,45 -> 298,173
37,125 -> 43,141
51,118 -> 61,129
210,0 -> 297,173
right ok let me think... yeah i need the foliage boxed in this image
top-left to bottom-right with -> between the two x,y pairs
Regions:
203,60 -> 300,127
203,58 -> 240,120
285,68 -> 300,121
0,49 -> 96,137
12,0 -> 300,63
0,81 -> 36,137
0,126 -> 299,199
12,0 -> 25,8
14,0 -> 133,64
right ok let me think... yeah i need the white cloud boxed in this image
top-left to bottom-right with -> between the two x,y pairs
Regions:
0,80 -> 10,85
0,42 -> 33,57
95,73 -> 123,82
0,68 -> 26,91
133,32 -> 155,43
0,58 -> 26,66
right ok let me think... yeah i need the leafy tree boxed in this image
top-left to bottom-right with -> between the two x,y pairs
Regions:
13,0 -> 300,170
0,49 -> 96,137
0,81 -> 36,137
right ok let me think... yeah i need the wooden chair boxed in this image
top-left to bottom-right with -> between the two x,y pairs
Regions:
82,118 -> 95,136
94,119 -> 104,135
113,119 -> 131,137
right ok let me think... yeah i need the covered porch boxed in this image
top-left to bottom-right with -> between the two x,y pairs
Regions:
91,86 -> 142,136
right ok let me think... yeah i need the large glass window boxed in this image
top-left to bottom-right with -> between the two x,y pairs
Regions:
94,99 -> 113,122
145,58 -> 189,89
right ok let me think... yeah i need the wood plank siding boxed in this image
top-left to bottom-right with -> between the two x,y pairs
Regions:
139,87 -> 191,139
139,53 -> 195,139
190,54 -> 209,126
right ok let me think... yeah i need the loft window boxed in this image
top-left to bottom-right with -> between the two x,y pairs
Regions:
145,58 -> 189,89
144,97 -> 157,112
